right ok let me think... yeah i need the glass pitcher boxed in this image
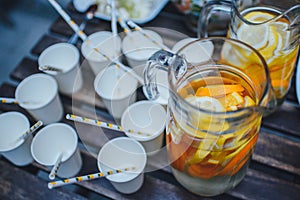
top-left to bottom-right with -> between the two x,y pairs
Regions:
198,0 -> 300,108
143,37 -> 276,196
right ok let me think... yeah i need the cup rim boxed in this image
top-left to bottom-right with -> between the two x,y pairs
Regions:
122,29 -> 163,60
38,43 -> 80,74
123,47 -> 162,61
97,137 -> 147,183
31,123 -> 78,165
15,73 -> 58,110
94,65 -> 138,100
172,37 -> 198,52
121,100 -> 167,141
0,111 -> 30,152
81,31 -> 122,62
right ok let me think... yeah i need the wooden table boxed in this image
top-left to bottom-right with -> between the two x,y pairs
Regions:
1,2 -> 300,199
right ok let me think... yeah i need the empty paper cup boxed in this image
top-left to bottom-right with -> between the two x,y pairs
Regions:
172,37 -> 214,64
81,31 -> 122,75
121,100 -> 167,155
15,73 -> 63,125
97,137 -> 147,194
122,29 -> 163,77
94,65 -> 138,119
31,123 -> 82,178
0,112 -> 33,166
38,42 -> 83,94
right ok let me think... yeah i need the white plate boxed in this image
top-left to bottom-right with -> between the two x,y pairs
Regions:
295,53 -> 300,104
73,0 -> 169,24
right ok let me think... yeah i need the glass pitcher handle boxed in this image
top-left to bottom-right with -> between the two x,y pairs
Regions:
197,0 -> 233,38
143,50 -> 187,100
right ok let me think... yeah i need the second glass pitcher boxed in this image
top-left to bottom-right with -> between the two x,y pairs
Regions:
198,0 -> 300,108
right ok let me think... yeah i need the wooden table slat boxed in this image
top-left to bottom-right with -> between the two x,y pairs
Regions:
0,160 -> 87,200
31,35 -> 66,56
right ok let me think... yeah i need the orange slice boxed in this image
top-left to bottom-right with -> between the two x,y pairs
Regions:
244,96 -> 256,107
196,84 -> 244,97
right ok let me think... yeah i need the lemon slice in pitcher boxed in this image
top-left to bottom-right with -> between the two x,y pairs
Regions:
186,96 -> 225,112
237,11 -> 275,50
266,21 -> 291,65
243,11 -> 274,22
236,23 -> 269,50
259,26 -> 281,60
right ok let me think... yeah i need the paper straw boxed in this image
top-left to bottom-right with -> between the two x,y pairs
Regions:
117,15 -> 132,34
0,97 -> 19,104
47,0 -> 87,41
66,114 -> 152,137
91,47 -> 144,84
48,166 -> 136,189
110,0 -> 122,80
39,65 -> 63,73
0,97 -> 38,105
111,0 -> 118,36
47,0 -> 143,84
49,153 -> 64,180
15,121 -> 43,143
126,20 -> 170,51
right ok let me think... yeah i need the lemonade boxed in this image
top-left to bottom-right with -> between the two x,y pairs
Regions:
228,9 -> 299,104
166,66 -> 262,196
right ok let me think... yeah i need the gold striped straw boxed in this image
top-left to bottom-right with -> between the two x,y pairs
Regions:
126,20 -> 170,51
0,97 -> 39,105
111,0 -> 118,36
0,97 -> 19,104
47,0 -> 144,84
91,47 -> 144,84
47,0 -> 87,41
15,121 -> 43,143
66,114 -> 152,137
0,121 -> 44,149
48,166 -> 136,189
116,11 -> 132,34
49,153 -> 64,180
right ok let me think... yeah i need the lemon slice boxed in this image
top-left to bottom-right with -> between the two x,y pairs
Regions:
237,23 -> 269,50
220,42 -> 246,67
260,26 -> 281,60
243,11 -> 274,22
266,21 -> 290,65
186,96 -> 225,112
271,22 -> 289,48
237,11 -> 276,50
244,96 -> 255,107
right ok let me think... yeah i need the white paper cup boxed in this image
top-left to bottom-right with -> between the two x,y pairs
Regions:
94,65 -> 138,119
121,100 -> 167,155
97,137 -> 147,194
38,43 -> 83,94
172,37 -> 214,64
81,31 -> 122,75
0,112 -> 33,166
15,73 -> 63,125
31,123 -> 82,178
122,30 -> 163,77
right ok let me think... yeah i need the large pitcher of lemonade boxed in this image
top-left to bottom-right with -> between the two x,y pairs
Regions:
143,37 -> 276,196
198,0 -> 300,108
